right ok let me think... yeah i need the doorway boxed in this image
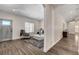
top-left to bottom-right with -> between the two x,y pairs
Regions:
0,19 -> 12,42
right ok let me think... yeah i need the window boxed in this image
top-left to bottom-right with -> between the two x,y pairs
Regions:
25,22 -> 34,33
2,20 -> 11,26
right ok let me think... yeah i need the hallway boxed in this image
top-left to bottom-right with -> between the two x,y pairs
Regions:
48,34 -> 78,55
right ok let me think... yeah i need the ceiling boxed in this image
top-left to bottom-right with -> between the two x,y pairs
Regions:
54,4 -> 79,22
0,4 -> 79,22
0,4 -> 44,20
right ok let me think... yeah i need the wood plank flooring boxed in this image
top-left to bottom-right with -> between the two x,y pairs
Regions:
0,39 -> 47,55
48,34 -> 78,55
0,34 -> 78,55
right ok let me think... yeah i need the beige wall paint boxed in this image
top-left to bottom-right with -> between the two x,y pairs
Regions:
0,11 -> 40,40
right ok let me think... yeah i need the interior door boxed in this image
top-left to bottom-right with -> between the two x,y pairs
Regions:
1,19 -> 12,41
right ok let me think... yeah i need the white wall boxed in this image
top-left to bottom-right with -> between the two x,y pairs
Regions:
68,21 -> 75,34
75,21 -> 79,33
44,5 -> 55,52
0,11 -> 40,40
40,20 -> 44,29
44,5 -> 67,52
54,11 -> 66,45
67,17 -> 79,34
54,6 -> 68,43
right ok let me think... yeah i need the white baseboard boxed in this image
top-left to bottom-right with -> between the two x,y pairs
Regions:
0,37 -> 20,42
44,36 -> 62,53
